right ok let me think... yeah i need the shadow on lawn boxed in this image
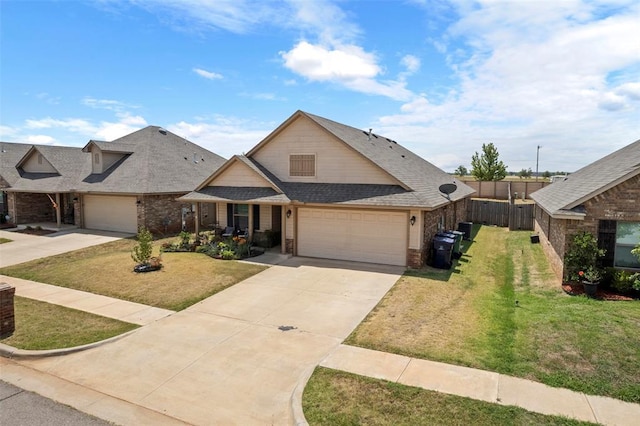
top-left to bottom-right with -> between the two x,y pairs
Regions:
406,224 -> 480,282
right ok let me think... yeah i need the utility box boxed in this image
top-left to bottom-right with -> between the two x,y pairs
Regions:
0,283 -> 15,338
458,222 -> 473,241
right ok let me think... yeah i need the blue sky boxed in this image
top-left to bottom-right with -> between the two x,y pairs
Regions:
1,0 -> 639,173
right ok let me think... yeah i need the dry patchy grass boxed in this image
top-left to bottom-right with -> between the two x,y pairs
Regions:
0,238 -> 267,311
347,226 -> 640,402
303,367 -> 594,426
0,297 -> 138,350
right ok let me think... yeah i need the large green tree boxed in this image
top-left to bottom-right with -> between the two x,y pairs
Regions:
471,143 -> 507,181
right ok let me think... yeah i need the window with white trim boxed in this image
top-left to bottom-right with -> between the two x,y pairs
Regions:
614,222 -> 640,269
289,154 -> 315,177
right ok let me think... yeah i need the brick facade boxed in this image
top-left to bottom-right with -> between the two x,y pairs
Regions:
535,174 -> 640,279
139,194 -> 196,236
8,192 -> 55,224
419,198 -> 468,266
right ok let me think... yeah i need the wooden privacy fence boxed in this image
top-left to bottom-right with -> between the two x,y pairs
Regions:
468,199 -> 535,230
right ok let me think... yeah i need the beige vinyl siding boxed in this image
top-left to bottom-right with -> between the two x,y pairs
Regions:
219,203 -> 228,227
102,152 -> 125,172
211,162 -> 272,187
83,195 -> 138,233
91,149 -> 102,174
297,207 -> 407,266
259,205 -> 272,231
21,152 -> 57,173
252,116 -> 397,185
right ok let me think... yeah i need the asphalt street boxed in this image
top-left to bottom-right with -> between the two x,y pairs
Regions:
0,380 -> 111,426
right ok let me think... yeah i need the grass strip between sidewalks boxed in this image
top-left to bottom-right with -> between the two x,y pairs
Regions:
1,297 -> 138,350
303,367 -> 595,426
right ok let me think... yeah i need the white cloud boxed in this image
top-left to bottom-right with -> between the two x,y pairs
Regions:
25,135 -> 56,145
281,41 -> 380,81
375,0 -> 640,172
122,0 -> 285,34
94,114 -> 148,141
281,41 -> 415,101
193,67 -> 223,80
168,115 -> 271,158
401,55 -> 421,74
82,97 -> 138,112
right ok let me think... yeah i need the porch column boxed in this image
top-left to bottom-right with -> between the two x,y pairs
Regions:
248,203 -> 254,240
281,206 -> 286,254
194,203 -> 200,235
55,193 -> 61,228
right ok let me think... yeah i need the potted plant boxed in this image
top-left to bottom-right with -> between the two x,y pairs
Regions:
564,231 -> 606,297
578,266 -> 602,297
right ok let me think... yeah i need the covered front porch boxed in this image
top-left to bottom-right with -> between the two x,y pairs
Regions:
5,191 -> 78,229
190,199 -> 288,254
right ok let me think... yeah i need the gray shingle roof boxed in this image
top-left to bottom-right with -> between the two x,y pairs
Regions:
0,126 -> 226,194
180,186 -> 290,204
284,111 -> 475,208
185,111 -> 475,209
531,138 -> 640,217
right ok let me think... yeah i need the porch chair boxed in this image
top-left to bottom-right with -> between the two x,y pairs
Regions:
221,226 -> 235,238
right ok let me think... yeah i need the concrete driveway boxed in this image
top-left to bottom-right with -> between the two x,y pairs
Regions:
17,257 -> 403,425
0,229 -> 130,268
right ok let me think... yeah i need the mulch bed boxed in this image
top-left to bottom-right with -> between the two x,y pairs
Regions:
562,282 -> 639,301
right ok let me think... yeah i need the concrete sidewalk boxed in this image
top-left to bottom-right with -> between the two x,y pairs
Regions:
321,344 -> 640,426
0,275 -> 174,326
0,229 -> 130,268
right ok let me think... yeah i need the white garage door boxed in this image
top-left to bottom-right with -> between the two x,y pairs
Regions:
298,208 -> 407,266
84,195 -> 138,233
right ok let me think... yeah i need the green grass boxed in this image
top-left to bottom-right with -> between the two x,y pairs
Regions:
303,367 -> 595,426
347,226 -> 640,403
0,238 -> 12,244
0,297 -> 138,350
0,238 -> 267,311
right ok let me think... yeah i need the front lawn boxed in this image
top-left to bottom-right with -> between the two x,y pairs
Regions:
1,297 -> 138,350
347,226 -> 640,403
303,367 -> 594,425
0,238 -> 267,311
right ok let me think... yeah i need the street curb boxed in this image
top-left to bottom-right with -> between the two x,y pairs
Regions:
290,365 -> 315,426
0,328 -> 139,359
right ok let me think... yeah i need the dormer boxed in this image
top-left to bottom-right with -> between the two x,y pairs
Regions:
15,146 -> 59,175
82,140 -> 134,174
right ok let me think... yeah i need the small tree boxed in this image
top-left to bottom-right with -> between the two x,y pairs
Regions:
132,226 -> 154,266
471,143 -> 507,181
517,168 -> 532,179
454,165 -> 468,177
542,171 -> 552,179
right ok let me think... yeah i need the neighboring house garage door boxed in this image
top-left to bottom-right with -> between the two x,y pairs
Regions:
83,195 -> 138,233
298,208 -> 407,266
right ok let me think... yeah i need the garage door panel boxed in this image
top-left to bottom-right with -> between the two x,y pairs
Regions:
84,195 -> 138,233
298,208 -> 407,266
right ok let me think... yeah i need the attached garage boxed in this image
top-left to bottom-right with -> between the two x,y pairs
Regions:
297,208 -> 408,266
83,194 -> 138,233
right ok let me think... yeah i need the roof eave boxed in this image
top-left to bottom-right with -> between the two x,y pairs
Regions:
563,167 -> 640,210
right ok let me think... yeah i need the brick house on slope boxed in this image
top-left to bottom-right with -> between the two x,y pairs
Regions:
0,126 -> 225,235
530,139 -> 640,279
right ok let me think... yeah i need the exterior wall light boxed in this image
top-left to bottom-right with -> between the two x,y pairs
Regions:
410,215 -> 416,226
286,209 -> 292,218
